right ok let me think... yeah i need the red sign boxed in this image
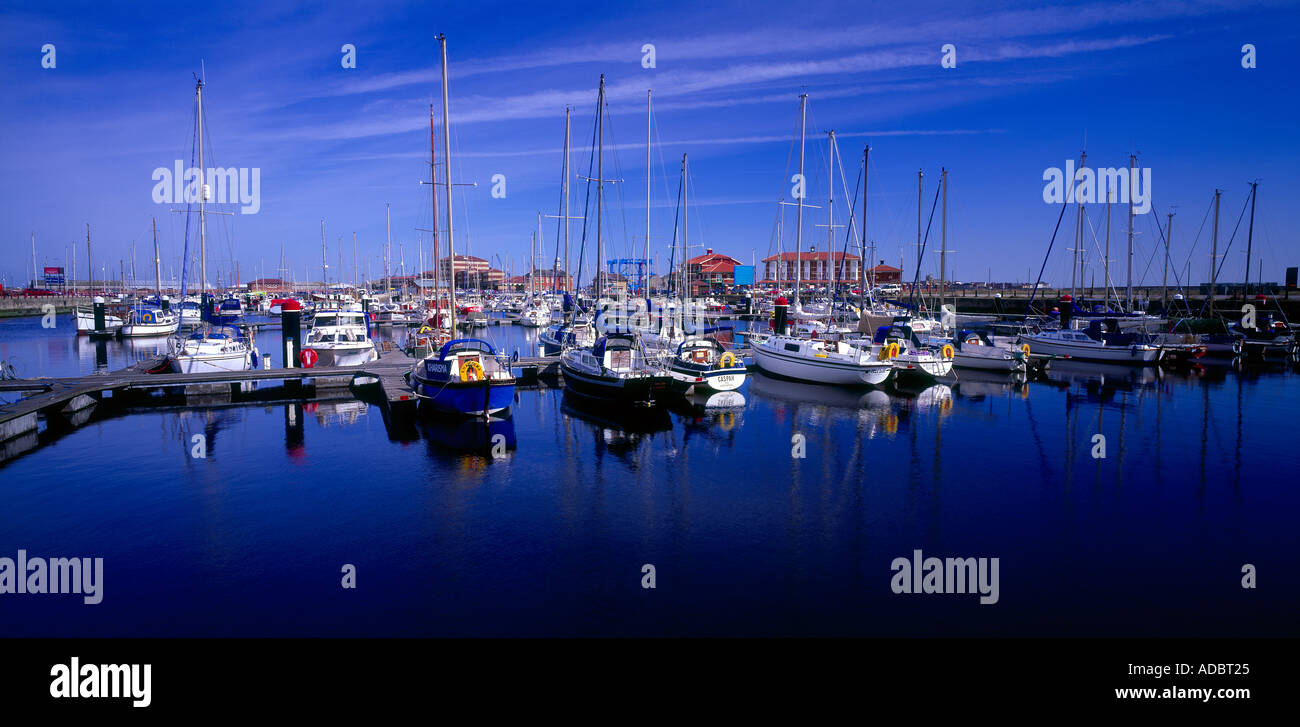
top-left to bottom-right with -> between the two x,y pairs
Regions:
299,348 -> 318,368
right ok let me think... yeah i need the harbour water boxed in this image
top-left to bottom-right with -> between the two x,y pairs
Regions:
1,315 -> 1297,636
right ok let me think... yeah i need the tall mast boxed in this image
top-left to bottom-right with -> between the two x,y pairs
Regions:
86,224 -> 91,295
197,77 -> 206,304
861,145 -> 869,303
152,217 -> 162,297
439,34 -> 457,329
1209,188 -> 1221,311
827,131 -> 835,297
645,89 -> 652,296
31,233 -> 37,288
940,167 -> 948,317
320,219 -> 328,299
562,107 -> 571,298
385,204 -> 391,295
1072,150 -> 1086,300
353,232 -> 358,291
1243,181 -> 1257,296
682,153 -> 689,300
1125,153 -> 1134,311
596,74 -> 606,301
916,169 -> 923,304
794,93 -> 807,309
430,103 -> 440,301
1104,201 -> 1111,305
1162,211 -> 1172,309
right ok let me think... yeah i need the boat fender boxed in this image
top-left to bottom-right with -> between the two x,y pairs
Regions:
1021,343 -> 1031,357
941,344 -> 954,359
250,350 -> 259,369
883,342 -> 900,360
460,359 -> 485,382
717,351 -> 737,369
141,310 -> 154,324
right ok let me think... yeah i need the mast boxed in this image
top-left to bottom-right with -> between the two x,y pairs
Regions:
353,232 -> 358,292
861,145 -> 869,304
197,77 -> 207,307
1125,153 -> 1134,311
915,169 -> 923,304
385,205 -> 391,296
86,224 -> 91,295
827,131 -> 835,299
794,93 -> 807,309
1209,188 -> 1221,312
320,219 -> 328,300
562,106 -> 571,300
1244,181 -> 1257,296
429,104 -> 440,303
940,167 -> 948,317
1072,150 -> 1086,300
683,153 -> 689,301
439,34 -> 457,329
31,233 -> 37,289
152,217 -> 162,297
645,89 -> 651,295
1104,201 -> 1111,305
596,74 -> 606,301
1162,211 -> 1172,309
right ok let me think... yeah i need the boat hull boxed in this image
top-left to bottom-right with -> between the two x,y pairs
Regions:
1019,335 -> 1161,364
561,362 -> 674,405
170,350 -> 253,373
751,344 -> 891,386
411,375 -> 515,416
953,351 -> 1025,372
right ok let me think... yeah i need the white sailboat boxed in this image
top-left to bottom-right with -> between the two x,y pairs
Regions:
168,74 -> 258,374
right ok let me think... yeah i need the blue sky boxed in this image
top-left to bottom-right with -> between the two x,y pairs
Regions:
2,0 -> 1297,290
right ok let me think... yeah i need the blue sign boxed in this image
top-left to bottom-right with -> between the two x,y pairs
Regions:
733,265 -> 754,286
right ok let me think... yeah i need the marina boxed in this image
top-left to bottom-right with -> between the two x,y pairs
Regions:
2,0 -> 1298,657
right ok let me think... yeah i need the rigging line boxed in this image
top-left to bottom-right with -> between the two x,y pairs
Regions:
907,181 -> 942,308
1181,193 -> 1216,283
833,141 -> 862,286
1210,185 -> 1253,284
1024,191 -> 1076,317
574,93 -> 600,307
667,159 -> 685,297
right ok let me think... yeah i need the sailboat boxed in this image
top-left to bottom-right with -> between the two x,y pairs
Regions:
560,75 -> 674,405
169,73 -> 259,373
752,99 -> 894,387
408,34 -> 516,415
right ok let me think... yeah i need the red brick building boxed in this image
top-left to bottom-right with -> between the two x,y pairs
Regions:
760,251 -> 861,285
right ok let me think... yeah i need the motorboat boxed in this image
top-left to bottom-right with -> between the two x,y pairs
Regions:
409,338 -> 516,416
303,306 -> 378,367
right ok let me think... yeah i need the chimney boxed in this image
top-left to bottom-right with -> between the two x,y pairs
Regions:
706,248 -> 713,255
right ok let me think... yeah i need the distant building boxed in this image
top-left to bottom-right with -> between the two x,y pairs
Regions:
866,263 -> 902,286
684,249 -> 742,295
760,251 -> 861,286
247,277 -> 294,294
436,255 -> 503,288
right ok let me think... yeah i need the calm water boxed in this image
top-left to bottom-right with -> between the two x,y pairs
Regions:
1,313 -> 1297,636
